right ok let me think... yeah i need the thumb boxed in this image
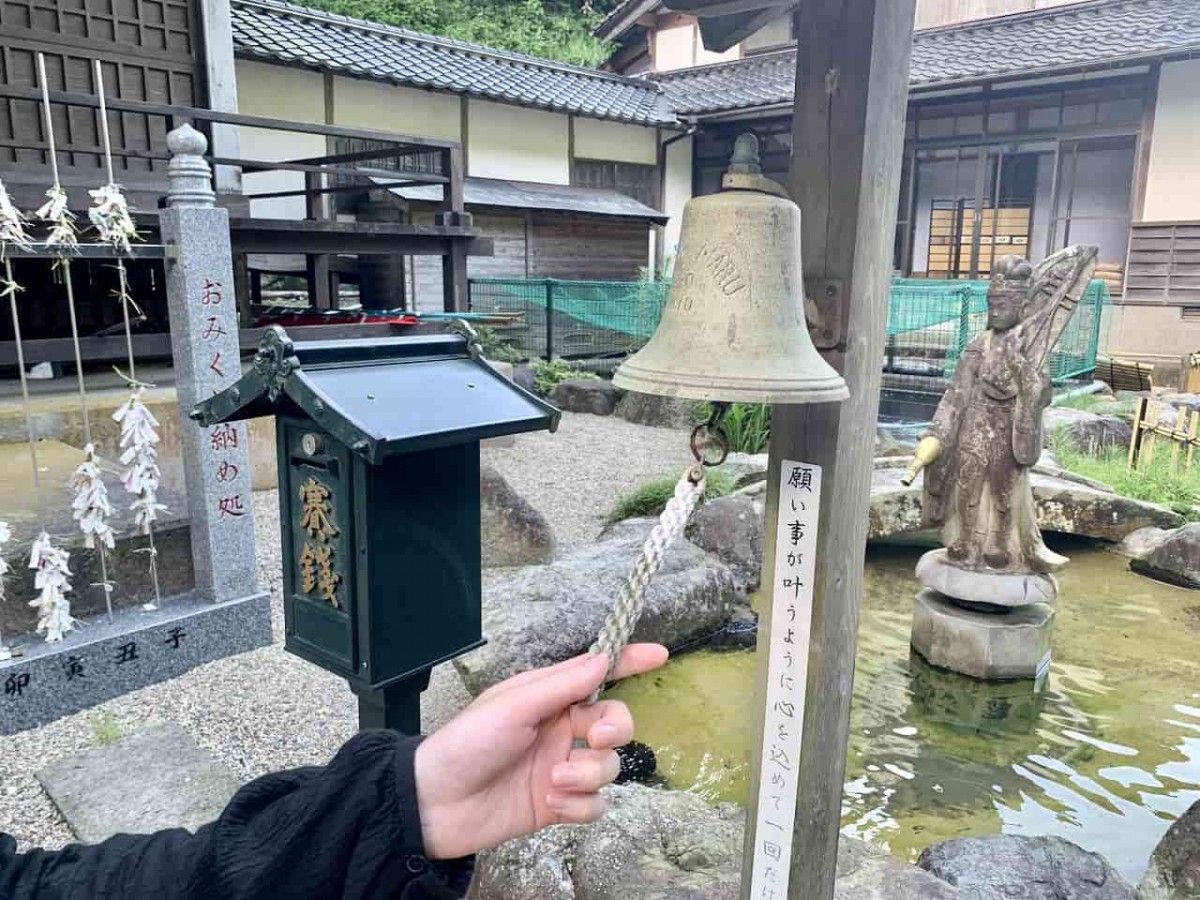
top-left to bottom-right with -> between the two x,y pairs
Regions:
508,653 -> 609,724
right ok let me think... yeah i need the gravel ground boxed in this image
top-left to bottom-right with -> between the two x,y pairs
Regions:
0,411 -> 690,850
481,411 -> 693,550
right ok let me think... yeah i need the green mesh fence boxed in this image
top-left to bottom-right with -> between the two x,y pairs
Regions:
469,276 -> 1108,386
885,277 -> 1110,387
469,278 -> 669,370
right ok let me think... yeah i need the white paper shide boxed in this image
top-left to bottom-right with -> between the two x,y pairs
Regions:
750,460 -> 822,900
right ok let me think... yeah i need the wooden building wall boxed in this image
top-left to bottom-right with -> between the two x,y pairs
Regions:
0,0 -> 200,207
411,208 -> 651,311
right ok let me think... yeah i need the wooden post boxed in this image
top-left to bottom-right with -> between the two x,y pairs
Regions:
740,1 -> 915,898
438,144 -> 469,313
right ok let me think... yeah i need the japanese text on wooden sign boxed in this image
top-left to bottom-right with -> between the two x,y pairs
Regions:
750,460 -> 822,900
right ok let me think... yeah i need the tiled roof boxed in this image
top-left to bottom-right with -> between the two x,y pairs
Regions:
230,0 -> 678,126
386,176 -> 668,222
656,0 -> 1200,116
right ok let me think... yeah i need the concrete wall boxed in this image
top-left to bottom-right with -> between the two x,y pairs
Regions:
1105,305 -> 1196,383
468,99 -> 570,184
573,117 -> 658,165
1143,59 -> 1200,223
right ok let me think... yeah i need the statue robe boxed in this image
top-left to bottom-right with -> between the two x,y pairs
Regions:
923,326 -> 1066,574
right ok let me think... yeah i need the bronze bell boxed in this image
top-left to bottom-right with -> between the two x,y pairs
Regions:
615,135 -> 849,406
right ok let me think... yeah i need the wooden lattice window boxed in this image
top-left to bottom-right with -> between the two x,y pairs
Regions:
1124,222 -> 1200,306
0,0 -> 198,201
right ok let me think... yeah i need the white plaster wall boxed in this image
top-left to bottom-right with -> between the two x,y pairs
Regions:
237,128 -> 326,219
654,20 -> 739,71
661,135 -> 693,272
468,99 -> 570,184
236,61 -> 327,219
573,117 -> 657,165
1143,59 -> 1200,222
332,77 -> 461,141
237,60 -> 325,122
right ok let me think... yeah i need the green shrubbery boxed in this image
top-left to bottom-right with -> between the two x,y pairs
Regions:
474,324 -> 524,365
693,402 -> 772,455
1052,428 -> 1199,520
605,469 -> 737,524
532,359 -> 598,397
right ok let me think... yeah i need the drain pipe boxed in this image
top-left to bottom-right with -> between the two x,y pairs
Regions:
1051,380 -> 1109,406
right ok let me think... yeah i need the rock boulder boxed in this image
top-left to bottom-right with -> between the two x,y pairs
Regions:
1043,408 -> 1132,454
1111,526 -> 1172,559
481,465 -> 555,568
615,391 -> 696,429
552,379 -> 618,416
1138,797 -> 1200,899
470,783 -> 958,900
1131,524 -> 1200,589
455,519 -> 738,694
685,494 -> 765,589
918,835 -> 1135,899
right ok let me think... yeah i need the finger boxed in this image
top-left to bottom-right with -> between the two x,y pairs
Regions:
507,653 -> 610,723
551,749 -> 620,793
546,791 -> 609,825
570,699 -> 635,749
608,644 -> 670,682
473,653 -> 596,707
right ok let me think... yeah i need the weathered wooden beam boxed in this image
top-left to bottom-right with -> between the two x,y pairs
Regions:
740,0 -> 916,898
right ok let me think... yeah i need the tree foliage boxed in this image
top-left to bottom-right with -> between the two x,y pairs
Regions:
302,0 -> 621,67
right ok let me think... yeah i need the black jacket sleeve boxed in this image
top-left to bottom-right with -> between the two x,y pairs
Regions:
0,730 -> 474,899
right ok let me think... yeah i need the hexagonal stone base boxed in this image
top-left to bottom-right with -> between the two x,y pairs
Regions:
911,590 -> 1053,681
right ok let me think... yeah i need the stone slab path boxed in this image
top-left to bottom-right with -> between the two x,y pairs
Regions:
36,723 -> 240,843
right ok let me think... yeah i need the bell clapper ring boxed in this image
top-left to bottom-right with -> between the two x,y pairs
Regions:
689,402 -> 731,479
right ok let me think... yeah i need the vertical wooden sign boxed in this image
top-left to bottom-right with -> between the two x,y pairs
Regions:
749,460 -> 822,900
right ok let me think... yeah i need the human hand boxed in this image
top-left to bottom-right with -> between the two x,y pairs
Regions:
413,644 -> 668,860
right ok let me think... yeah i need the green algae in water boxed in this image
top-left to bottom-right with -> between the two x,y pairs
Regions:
606,541 -> 1200,884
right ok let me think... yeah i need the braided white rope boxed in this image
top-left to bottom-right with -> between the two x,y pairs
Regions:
590,465 -> 706,687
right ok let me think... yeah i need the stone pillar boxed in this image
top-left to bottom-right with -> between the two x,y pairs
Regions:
160,124 -> 258,603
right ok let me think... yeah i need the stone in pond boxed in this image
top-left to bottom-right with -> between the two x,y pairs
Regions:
1138,797 -> 1200,899
1111,526 -> 1172,560
918,835 -> 1135,899
614,741 -> 657,784
1131,524 -> 1200,590
552,379 -> 618,416
481,465 -> 555,568
685,494 -> 765,589
470,782 -> 959,900
455,518 -> 737,694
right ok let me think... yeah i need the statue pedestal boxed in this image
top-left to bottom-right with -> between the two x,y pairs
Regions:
911,590 -> 1053,681
916,549 -> 1057,607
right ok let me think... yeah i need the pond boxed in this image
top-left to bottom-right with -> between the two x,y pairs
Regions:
607,539 -> 1200,883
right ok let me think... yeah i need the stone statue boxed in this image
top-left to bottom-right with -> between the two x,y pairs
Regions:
905,245 -> 1098,577
905,245 -> 1098,682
